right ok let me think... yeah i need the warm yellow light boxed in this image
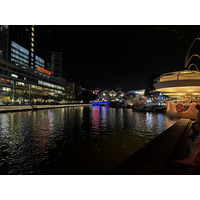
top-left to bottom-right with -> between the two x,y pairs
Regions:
31,37 -> 34,42
158,70 -> 200,83
32,27 -> 34,31
31,32 -> 34,37
156,86 -> 200,93
31,48 -> 34,52
31,42 -> 34,47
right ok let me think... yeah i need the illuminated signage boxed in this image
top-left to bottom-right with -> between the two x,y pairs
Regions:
37,66 -> 51,76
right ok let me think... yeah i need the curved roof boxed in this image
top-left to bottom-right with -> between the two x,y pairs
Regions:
155,70 -> 200,82
154,70 -> 200,97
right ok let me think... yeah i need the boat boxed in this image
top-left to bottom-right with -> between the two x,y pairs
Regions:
109,101 -> 125,108
132,104 -> 166,112
153,70 -> 200,119
166,102 -> 198,119
153,38 -> 200,119
132,100 -> 166,112
92,101 -> 111,107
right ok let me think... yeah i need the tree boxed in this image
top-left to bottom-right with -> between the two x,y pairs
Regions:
145,73 -> 162,97
10,92 -> 28,102
80,90 -> 97,103
155,25 -> 200,40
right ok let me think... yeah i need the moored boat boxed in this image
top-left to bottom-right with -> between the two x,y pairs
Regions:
92,101 -> 111,106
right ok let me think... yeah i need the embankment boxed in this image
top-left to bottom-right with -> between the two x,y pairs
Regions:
111,118 -> 194,175
0,104 -> 92,113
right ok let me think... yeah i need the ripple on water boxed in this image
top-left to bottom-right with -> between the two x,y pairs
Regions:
0,107 -> 177,174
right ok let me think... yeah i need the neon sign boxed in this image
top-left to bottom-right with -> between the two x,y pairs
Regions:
37,66 -> 51,76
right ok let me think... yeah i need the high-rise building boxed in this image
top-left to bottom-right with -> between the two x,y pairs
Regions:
51,51 -> 62,77
8,25 -> 52,71
0,25 -> 8,60
66,80 -> 76,101
0,25 -> 66,104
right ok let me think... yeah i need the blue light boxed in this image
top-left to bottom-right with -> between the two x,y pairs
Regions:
92,101 -> 111,106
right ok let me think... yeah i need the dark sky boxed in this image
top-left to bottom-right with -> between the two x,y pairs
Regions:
51,25 -> 194,91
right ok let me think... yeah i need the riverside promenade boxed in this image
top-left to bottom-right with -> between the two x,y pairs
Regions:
0,104 -> 92,113
111,118 -> 196,175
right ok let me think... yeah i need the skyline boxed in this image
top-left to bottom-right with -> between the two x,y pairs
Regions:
51,25 -> 196,91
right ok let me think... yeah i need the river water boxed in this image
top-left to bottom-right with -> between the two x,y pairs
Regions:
0,106 -> 177,175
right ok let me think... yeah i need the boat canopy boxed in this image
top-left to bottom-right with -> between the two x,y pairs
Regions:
153,70 -> 200,98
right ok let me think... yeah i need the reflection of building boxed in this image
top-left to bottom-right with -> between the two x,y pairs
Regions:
51,51 -> 62,77
0,25 -> 65,103
97,89 -> 125,101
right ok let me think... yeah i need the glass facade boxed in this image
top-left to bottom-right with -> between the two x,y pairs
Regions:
35,55 -> 45,68
38,80 -> 64,90
11,41 -> 29,67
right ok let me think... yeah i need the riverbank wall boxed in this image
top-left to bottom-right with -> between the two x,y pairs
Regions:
0,104 -> 92,113
111,118 -> 195,175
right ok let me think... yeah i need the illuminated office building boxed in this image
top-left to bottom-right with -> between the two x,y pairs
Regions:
0,25 -> 65,103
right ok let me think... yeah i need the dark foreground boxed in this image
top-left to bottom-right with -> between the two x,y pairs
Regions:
111,118 -> 199,175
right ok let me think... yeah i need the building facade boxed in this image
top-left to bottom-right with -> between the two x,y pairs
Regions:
51,51 -> 62,77
0,25 -> 65,104
65,80 -> 76,102
8,25 -> 52,71
97,89 -> 125,101
126,90 -> 145,100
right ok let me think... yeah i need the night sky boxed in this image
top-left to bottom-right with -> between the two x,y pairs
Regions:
51,26 -> 195,91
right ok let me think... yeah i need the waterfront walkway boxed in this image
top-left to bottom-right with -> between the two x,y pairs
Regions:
0,104 -> 92,113
111,118 -> 197,175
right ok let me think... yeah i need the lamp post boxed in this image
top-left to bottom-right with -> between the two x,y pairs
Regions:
29,84 -> 31,104
11,80 -> 14,104
41,88 -> 43,103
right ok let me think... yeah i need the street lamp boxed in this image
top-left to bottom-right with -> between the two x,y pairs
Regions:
41,88 -> 43,103
29,84 -> 31,104
11,80 -> 14,104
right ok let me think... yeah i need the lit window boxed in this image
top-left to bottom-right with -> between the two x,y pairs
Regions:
31,42 -> 34,47
32,27 -> 34,31
31,37 -> 34,42
31,32 -> 34,37
31,48 -> 34,52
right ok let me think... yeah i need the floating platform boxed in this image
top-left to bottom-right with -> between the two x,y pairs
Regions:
92,101 -> 111,106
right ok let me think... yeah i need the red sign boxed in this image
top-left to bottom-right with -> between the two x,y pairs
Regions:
37,66 -> 51,76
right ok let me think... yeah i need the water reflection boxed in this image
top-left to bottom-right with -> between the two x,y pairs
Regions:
0,107 -> 177,174
92,106 -> 100,134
